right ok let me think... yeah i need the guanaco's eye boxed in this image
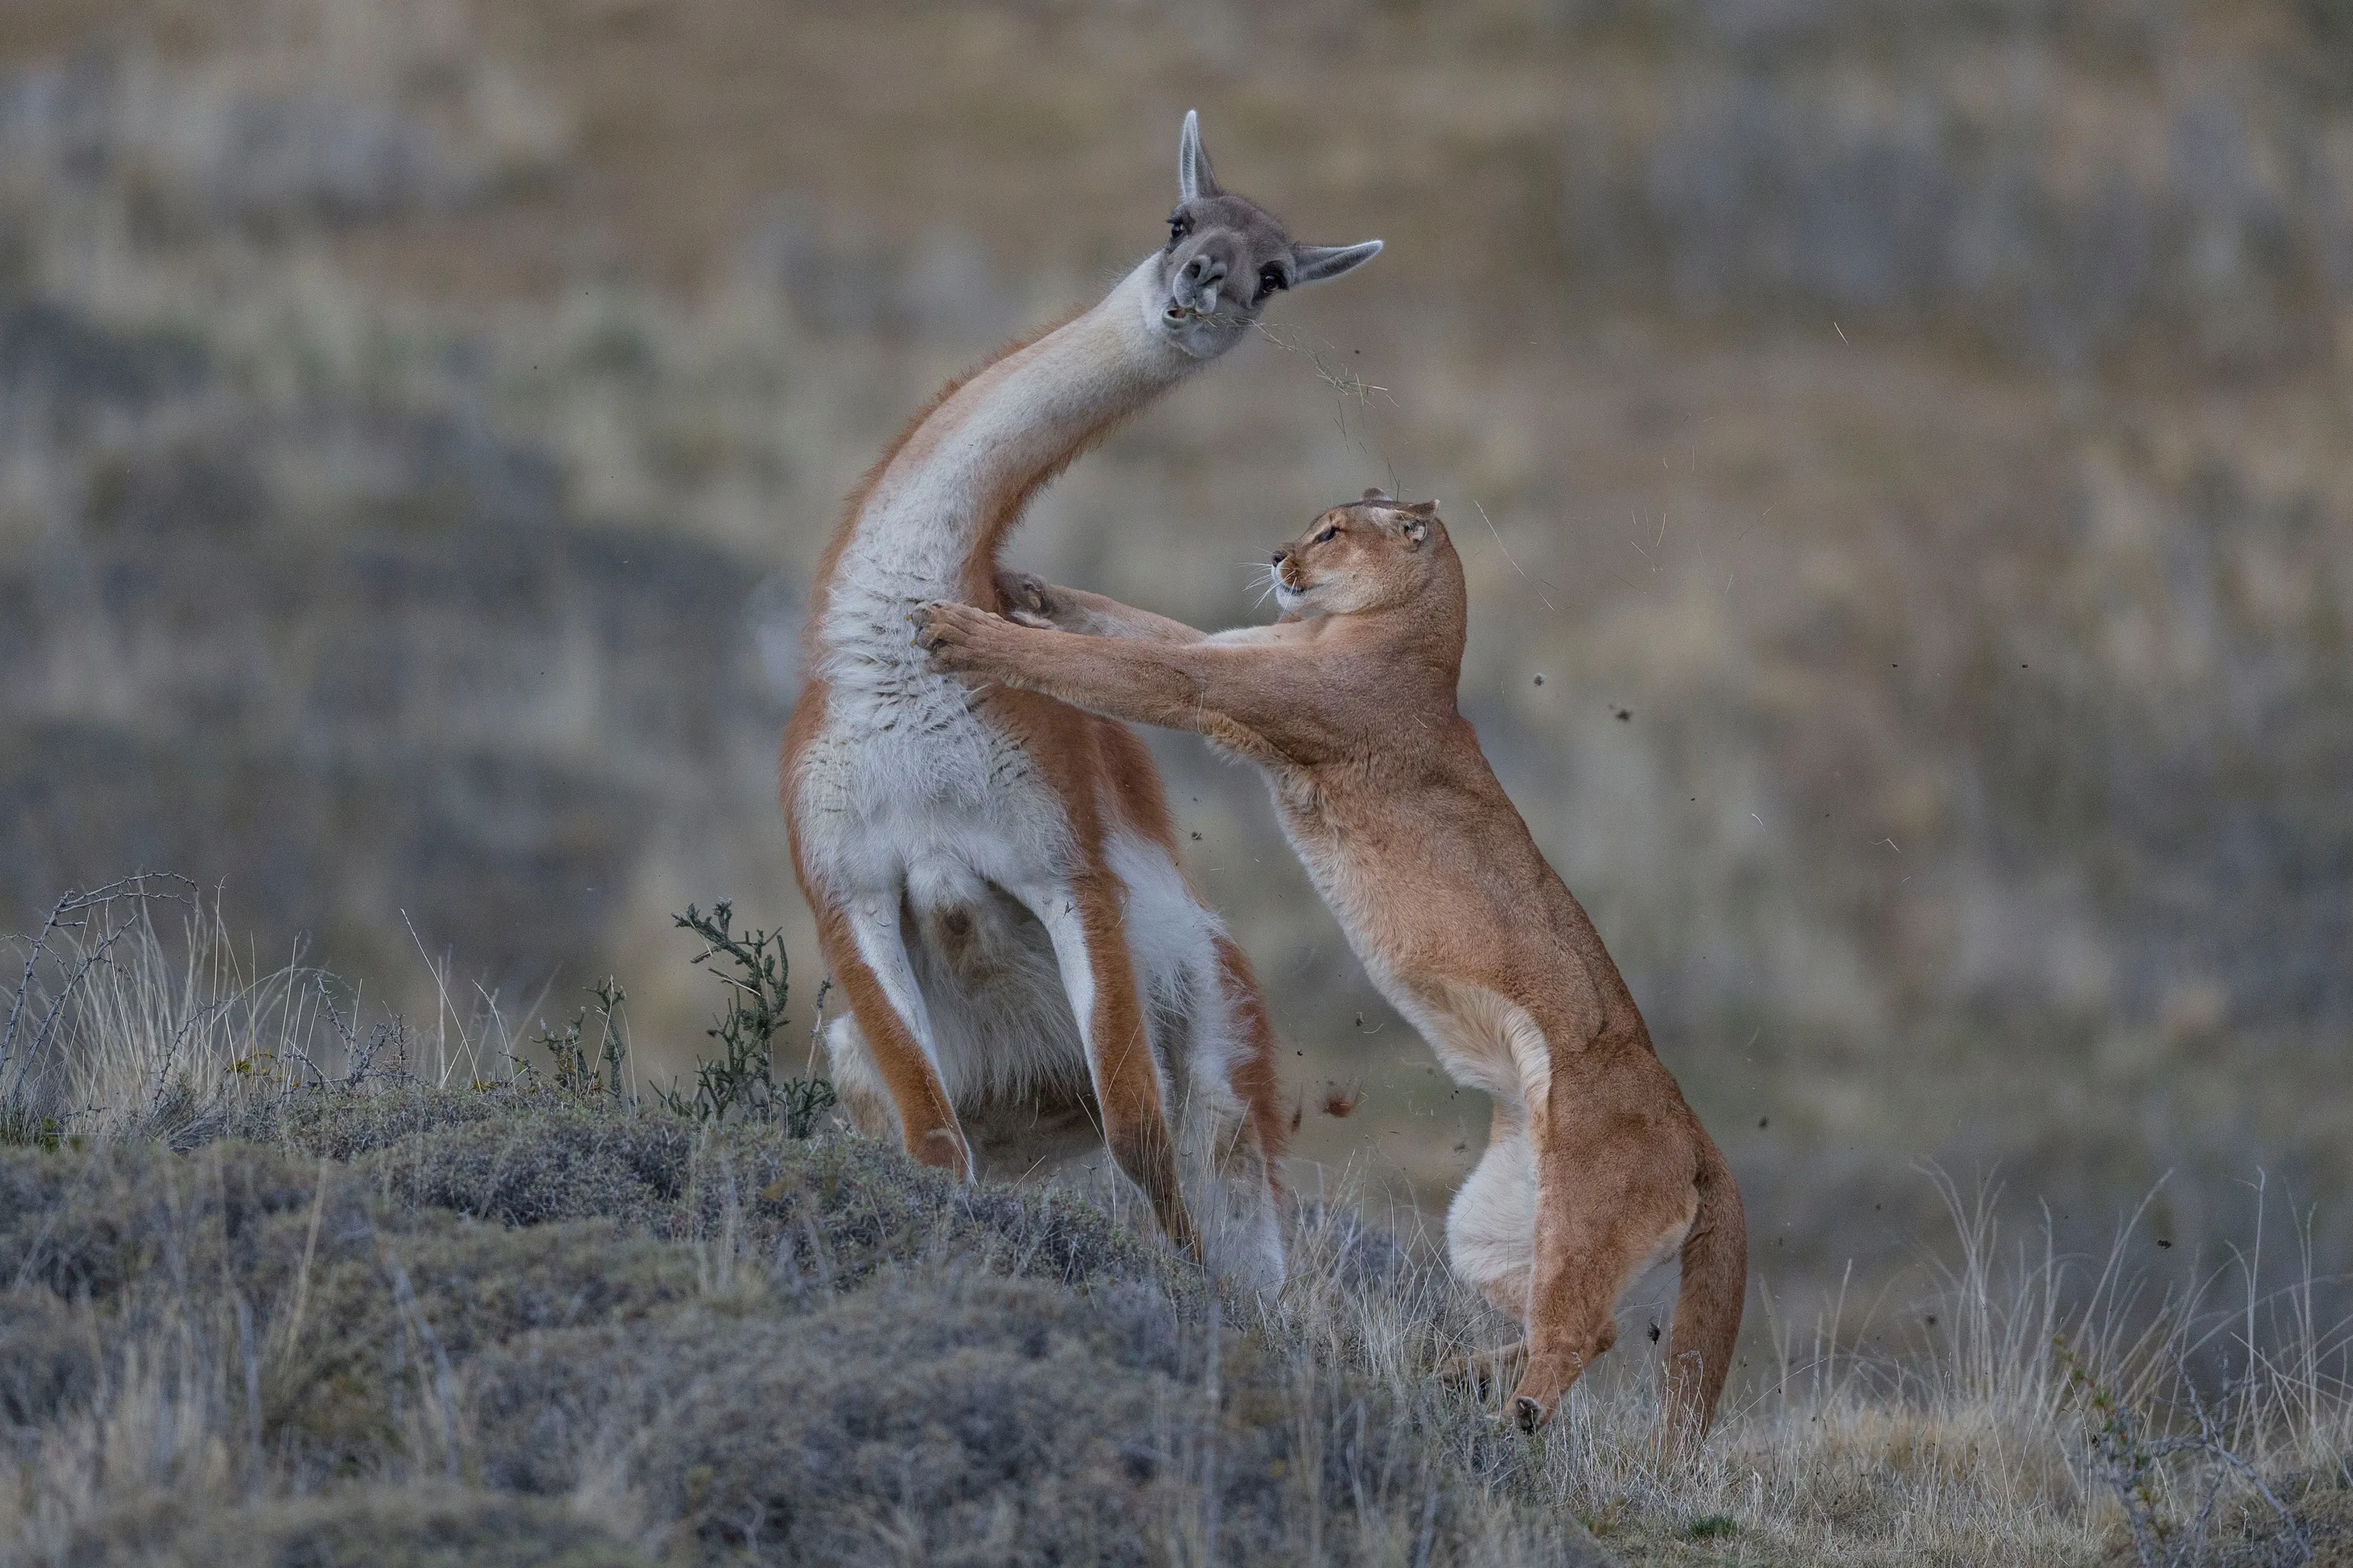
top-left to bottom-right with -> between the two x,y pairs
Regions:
1167,213 -> 1188,246
1258,264 -> 1288,296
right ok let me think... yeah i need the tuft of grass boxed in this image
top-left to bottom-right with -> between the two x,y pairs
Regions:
0,1103 -> 70,1151
2056,1333 -> 2318,1568
0,875 -> 387,1145
0,881 -> 843,1149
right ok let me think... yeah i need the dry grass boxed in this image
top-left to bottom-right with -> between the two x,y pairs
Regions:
4,892 -> 2349,1565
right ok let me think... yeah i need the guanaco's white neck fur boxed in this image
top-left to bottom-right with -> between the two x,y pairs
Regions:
824,258 -> 1199,646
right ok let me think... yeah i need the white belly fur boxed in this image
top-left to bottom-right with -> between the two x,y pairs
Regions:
795,668 -> 1280,1284
797,669 -> 1091,1109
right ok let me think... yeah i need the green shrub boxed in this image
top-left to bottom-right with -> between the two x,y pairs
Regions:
654,903 -> 835,1136
523,979 -> 633,1104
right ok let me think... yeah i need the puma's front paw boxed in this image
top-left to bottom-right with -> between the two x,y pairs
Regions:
993,569 -> 1058,629
916,601 -> 1016,675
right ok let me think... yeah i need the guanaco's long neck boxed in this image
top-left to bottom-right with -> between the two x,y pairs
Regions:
819,258 -> 1198,675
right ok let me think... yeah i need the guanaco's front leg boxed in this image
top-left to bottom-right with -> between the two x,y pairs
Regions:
1009,871 -> 1201,1261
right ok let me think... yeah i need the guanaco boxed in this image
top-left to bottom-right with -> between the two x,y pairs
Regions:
917,494 -> 1748,1439
781,115 -> 1381,1286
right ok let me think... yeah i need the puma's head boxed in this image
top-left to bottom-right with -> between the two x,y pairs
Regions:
1270,490 -> 1459,618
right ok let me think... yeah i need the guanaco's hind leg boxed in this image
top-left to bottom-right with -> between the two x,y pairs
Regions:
818,1013 -> 896,1141
1179,936 -> 1286,1290
816,900 -> 973,1179
1013,874 -> 1201,1260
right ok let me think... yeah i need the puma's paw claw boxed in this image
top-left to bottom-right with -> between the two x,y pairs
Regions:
915,601 -> 983,653
1513,1395 -> 1548,1433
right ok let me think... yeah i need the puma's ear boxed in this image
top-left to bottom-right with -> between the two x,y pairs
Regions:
1403,499 -> 1439,516
1362,488 -> 1391,503
1178,110 -> 1221,202
1402,517 -> 1430,548
1293,239 -> 1383,286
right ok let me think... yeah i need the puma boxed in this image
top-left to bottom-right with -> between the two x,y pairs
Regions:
918,493 -> 1747,1442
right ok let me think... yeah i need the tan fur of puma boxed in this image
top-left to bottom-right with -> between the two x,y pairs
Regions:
919,495 -> 1747,1442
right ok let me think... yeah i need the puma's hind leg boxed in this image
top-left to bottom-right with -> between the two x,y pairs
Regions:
1446,1112 -> 1538,1315
1507,1054 -> 1704,1433
1443,1115 -> 1542,1411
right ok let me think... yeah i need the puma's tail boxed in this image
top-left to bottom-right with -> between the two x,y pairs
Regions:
1664,1137 -> 1747,1448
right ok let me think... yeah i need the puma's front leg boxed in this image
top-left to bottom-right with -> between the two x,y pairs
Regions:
918,604 -> 1217,735
991,570 -> 1210,644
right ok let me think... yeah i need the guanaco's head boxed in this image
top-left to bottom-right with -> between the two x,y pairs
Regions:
1147,111 -> 1382,359
1271,491 -> 1462,620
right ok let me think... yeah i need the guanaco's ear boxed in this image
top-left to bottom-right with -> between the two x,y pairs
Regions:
1178,111 -> 1221,202
1293,239 -> 1384,286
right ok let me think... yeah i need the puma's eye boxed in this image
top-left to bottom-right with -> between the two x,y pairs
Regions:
1311,525 -> 1339,545
1258,264 -> 1288,296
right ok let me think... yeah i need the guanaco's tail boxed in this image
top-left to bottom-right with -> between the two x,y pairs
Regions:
1664,1137 -> 1747,1447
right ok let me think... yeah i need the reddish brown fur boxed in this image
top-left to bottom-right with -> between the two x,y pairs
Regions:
780,324 -> 1288,1240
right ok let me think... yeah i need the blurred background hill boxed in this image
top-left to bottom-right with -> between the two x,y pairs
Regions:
2,0 -> 2348,1307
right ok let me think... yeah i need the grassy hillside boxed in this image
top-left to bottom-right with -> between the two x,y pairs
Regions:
4,884 -> 2348,1565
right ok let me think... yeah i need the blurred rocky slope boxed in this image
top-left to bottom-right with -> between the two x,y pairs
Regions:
1,0 -> 2347,1285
